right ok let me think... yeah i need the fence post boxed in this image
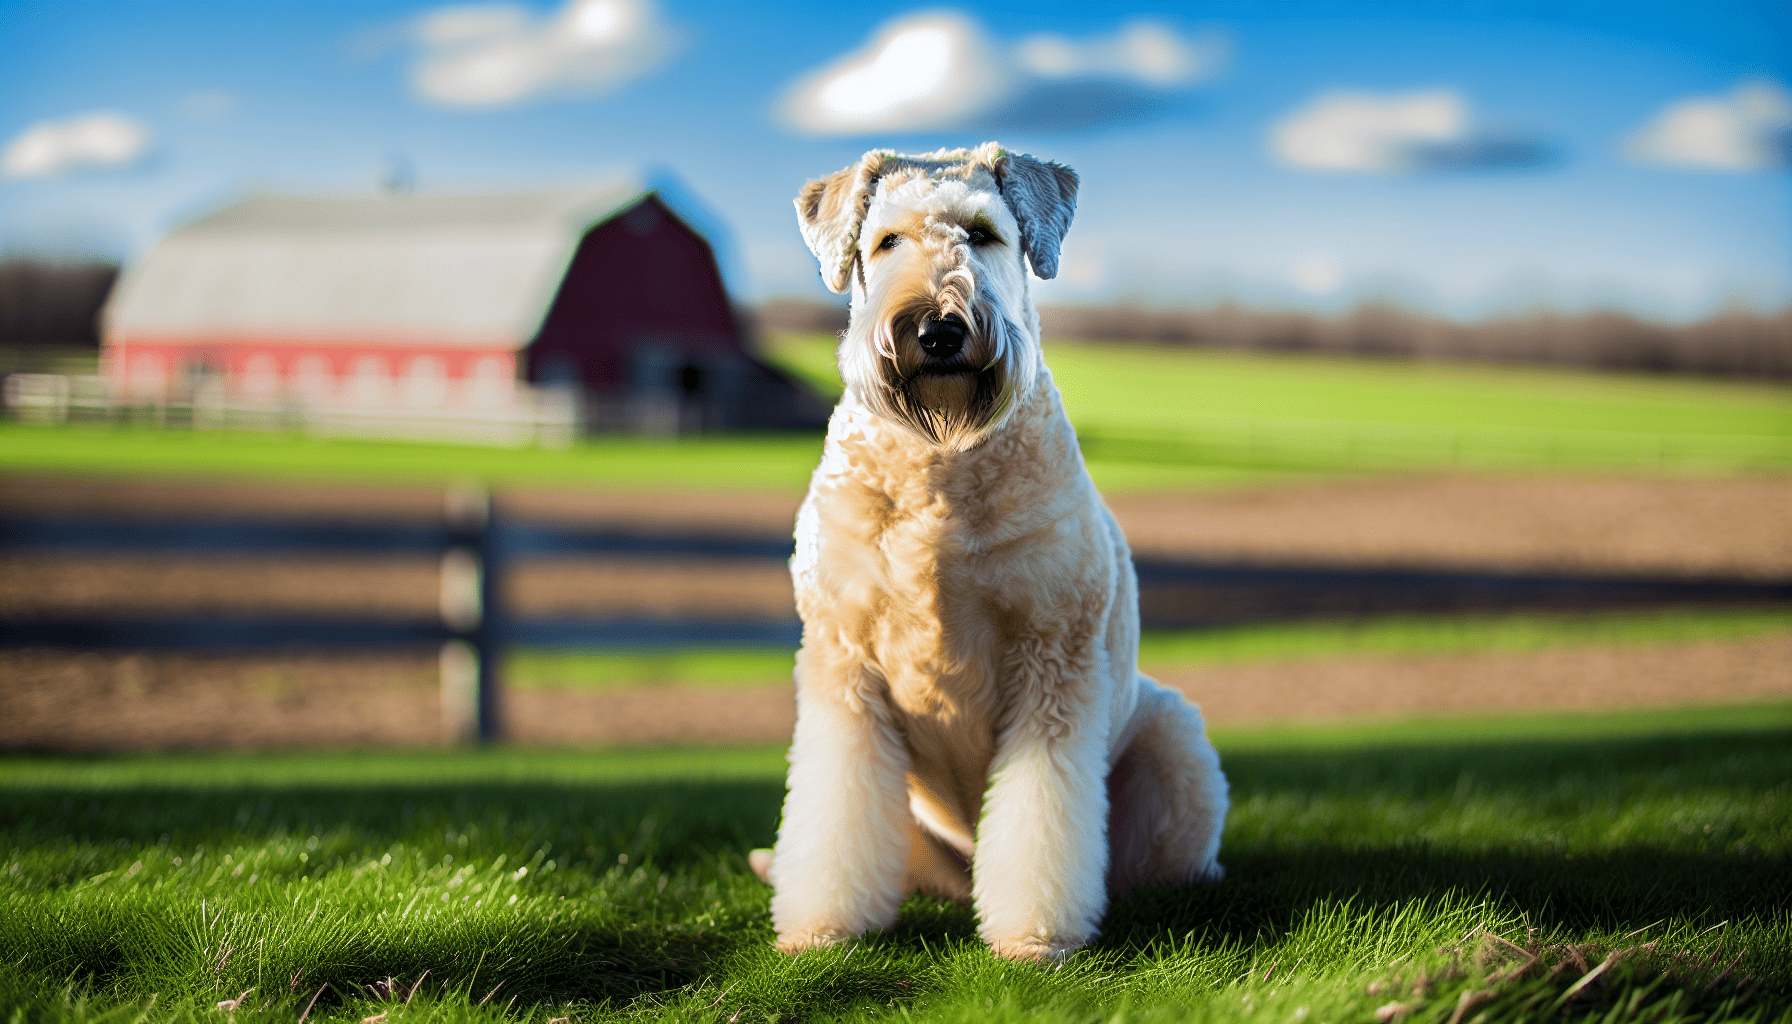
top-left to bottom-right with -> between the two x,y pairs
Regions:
476,490 -> 506,743
442,483 -> 505,743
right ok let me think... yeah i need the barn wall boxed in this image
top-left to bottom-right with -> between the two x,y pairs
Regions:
526,196 -> 743,394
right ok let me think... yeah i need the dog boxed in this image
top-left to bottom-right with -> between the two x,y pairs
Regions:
748,144 -> 1228,962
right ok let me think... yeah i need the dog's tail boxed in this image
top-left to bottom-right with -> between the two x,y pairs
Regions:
748,848 -> 774,885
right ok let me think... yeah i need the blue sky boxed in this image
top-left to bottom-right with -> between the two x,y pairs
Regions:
2,0 -> 1787,322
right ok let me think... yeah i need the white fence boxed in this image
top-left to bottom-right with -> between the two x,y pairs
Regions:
3,373 -> 578,448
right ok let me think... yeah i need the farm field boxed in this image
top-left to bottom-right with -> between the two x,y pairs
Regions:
4,704 -> 1788,1024
767,334 -> 1792,486
8,338 -> 1791,491
505,607 -> 1792,691
7,603 -> 1787,751
765,333 -> 1792,435
7,344 -> 1787,1021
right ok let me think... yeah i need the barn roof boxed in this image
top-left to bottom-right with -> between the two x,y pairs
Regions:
105,179 -> 660,349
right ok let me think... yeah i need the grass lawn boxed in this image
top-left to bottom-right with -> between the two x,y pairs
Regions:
4,704 -> 1787,1024
8,338 -> 1789,493
504,606 -> 1792,691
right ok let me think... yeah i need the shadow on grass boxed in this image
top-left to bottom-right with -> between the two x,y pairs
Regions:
2,725 -> 1786,1017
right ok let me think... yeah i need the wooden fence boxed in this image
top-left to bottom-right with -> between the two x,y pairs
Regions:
4,490 -> 1786,743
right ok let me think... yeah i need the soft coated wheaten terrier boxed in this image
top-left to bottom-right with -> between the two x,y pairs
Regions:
749,143 -> 1228,962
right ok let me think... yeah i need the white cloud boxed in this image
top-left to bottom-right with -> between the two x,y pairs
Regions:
1623,80 -> 1792,172
780,13 -> 1010,136
1015,20 -> 1225,88
1269,88 -> 1550,174
410,0 -> 677,109
779,12 -> 1226,136
2,111 -> 153,179
1272,90 -> 1463,172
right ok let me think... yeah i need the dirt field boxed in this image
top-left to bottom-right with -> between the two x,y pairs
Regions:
5,472 -> 1788,626
1110,474 -> 1792,579
2,637 -> 1786,750
3,470 -> 1787,750
7,470 -> 1790,576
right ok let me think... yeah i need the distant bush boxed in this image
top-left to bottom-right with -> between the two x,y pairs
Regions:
1036,301 -> 1792,380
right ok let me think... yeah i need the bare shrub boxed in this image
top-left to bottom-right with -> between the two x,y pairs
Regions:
1034,302 -> 1792,379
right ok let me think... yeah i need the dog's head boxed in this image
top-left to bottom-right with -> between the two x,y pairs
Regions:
795,143 -> 1078,450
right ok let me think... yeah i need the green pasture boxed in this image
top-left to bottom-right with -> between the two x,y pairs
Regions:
8,337 -> 1789,492
505,606 -> 1790,691
4,704 -> 1788,1024
769,333 -> 1792,487
0,425 -> 827,493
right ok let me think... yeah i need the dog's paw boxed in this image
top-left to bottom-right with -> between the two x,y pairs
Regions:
774,928 -> 852,955
989,934 -> 1088,963
747,848 -> 774,885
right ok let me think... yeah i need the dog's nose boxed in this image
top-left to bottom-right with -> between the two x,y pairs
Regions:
917,314 -> 967,360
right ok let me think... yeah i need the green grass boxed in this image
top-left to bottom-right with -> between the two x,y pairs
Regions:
1040,342 -> 1792,438
3,704 -> 1787,1024
762,332 -> 1792,437
1134,606 -> 1792,669
768,334 -> 1792,485
503,607 -> 1789,692
10,338 -> 1788,494
0,423 -> 824,492
508,649 -> 801,691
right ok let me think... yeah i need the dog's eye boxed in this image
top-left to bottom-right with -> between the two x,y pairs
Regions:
876,233 -> 900,251
966,227 -> 997,247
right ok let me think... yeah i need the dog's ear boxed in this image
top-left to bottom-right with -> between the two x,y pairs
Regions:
795,151 -> 888,294
995,152 -> 1079,280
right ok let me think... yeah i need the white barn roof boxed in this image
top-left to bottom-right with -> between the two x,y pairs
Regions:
106,180 -> 651,349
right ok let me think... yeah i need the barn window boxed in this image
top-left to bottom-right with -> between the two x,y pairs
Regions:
538,352 -> 582,389
240,353 -> 281,400
126,352 -> 168,399
292,354 -> 333,402
348,354 -> 391,407
466,354 -> 514,409
403,355 -> 449,408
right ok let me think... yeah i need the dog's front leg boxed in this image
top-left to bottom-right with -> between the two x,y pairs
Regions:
768,663 -> 911,953
974,665 -> 1110,961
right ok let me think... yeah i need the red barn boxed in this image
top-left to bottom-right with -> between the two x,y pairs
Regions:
103,180 -> 828,433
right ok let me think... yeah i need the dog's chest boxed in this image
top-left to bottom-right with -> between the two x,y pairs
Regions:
868,494 -> 1004,706
816,469 -> 1062,708
856,494 -> 1009,818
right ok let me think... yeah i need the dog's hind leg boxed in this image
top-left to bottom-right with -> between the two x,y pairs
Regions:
904,817 -> 972,902
1106,676 -> 1229,896
767,658 -> 913,952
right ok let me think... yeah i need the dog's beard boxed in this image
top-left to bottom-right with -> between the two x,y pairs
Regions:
841,299 -> 1032,451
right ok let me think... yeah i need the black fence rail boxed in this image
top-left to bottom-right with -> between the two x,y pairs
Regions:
5,496 -> 1788,742
0,493 -> 804,742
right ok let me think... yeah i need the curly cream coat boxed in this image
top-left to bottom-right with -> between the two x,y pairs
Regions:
754,144 -> 1227,961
